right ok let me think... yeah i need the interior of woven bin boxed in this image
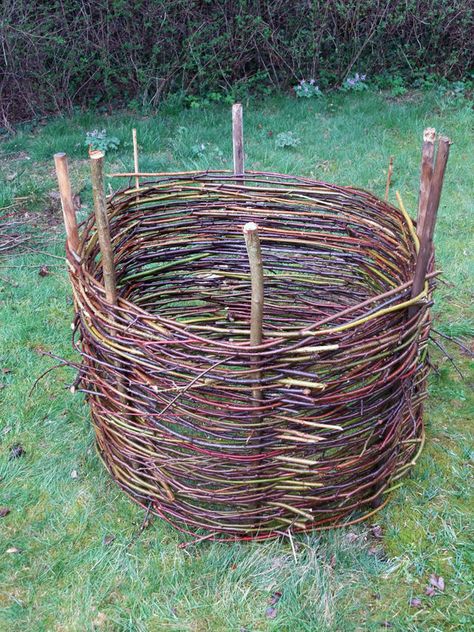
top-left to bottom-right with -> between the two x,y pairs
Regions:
107,176 -> 416,334
78,172 -> 427,538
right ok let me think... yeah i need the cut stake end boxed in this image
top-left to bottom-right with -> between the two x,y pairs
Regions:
89,149 -> 105,160
243,221 -> 258,235
423,128 -> 436,143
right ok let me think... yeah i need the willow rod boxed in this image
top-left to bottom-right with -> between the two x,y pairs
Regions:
243,222 -> 264,415
132,128 -> 140,192
232,103 -> 244,176
54,152 -> 79,252
90,150 -> 118,304
384,156 -> 394,201
417,128 -> 436,238
409,136 -> 450,317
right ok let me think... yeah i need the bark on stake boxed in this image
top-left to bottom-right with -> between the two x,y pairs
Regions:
90,150 -> 127,401
409,136 -> 451,319
232,103 -> 244,176
90,150 -> 118,304
384,156 -> 394,201
54,153 -> 79,252
417,128 -> 436,238
132,128 -> 139,192
243,222 -> 263,414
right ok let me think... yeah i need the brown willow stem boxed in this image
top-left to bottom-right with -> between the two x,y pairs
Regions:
243,221 -> 264,434
54,152 -> 79,253
384,156 -> 393,201
409,135 -> 451,318
232,103 -> 244,176
417,127 -> 436,238
90,150 -> 118,304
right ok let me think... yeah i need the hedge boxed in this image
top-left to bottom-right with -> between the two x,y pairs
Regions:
1,0 -> 473,126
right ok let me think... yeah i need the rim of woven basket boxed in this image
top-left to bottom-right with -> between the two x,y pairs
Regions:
77,169 -> 425,349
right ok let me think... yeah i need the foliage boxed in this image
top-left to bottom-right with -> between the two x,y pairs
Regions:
1,0 -> 474,126
275,131 -> 301,148
373,74 -> 408,97
83,129 -> 120,153
294,79 -> 322,98
342,73 -> 368,92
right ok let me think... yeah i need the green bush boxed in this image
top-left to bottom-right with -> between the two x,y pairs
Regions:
1,0 -> 473,126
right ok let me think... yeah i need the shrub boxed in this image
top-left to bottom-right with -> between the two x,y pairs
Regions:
1,0 -> 473,126
84,129 -> 120,154
275,131 -> 301,148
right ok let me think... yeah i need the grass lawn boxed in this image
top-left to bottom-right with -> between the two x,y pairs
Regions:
0,90 -> 473,631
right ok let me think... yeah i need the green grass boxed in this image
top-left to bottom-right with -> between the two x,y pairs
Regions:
1,90 -> 473,631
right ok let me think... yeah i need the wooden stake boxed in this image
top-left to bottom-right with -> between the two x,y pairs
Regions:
243,222 -> 264,409
384,156 -> 394,201
132,128 -> 139,191
232,103 -> 244,176
90,150 -> 118,305
53,153 -> 79,252
243,222 -> 263,347
409,136 -> 451,318
417,128 -> 436,238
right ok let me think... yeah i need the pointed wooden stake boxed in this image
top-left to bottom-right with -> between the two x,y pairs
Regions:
417,128 -> 436,238
384,156 -> 394,201
132,128 -> 139,191
243,222 -> 263,347
53,153 -> 79,252
232,103 -> 244,176
409,136 -> 451,318
90,150 -> 118,305
243,222 -> 264,413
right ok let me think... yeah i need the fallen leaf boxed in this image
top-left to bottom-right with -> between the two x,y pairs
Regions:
410,597 -> 422,608
265,606 -> 277,619
371,525 -> 383,539
9,444 -> 25,460
429,574 -> 445,592
6,547 -> 20,554
103,534 -> 115,546
268,591 -> 282,606
0,507 -> 10,518
70,469 -> 78,479
38,265 -> 50,277
346,532 -> 358,543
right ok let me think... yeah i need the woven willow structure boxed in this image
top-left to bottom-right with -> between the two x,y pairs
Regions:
65,170 -> 437,540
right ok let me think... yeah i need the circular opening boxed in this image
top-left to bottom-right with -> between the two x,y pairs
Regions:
86,173 -> 417,339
